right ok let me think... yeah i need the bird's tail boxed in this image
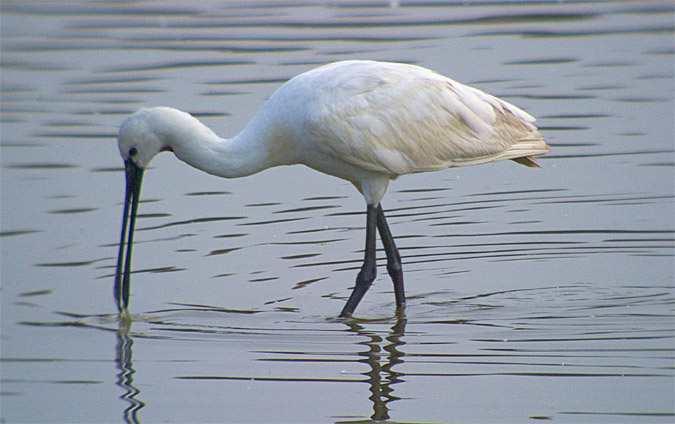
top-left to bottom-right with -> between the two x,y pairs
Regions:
507,132 -> 549,168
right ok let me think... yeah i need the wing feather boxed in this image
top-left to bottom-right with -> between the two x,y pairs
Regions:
299,61 -> 548,176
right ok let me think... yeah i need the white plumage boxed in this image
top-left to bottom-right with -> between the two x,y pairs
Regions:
115,60 -> 549,317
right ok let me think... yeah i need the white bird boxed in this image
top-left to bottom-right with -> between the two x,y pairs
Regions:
115,60 -> 549,318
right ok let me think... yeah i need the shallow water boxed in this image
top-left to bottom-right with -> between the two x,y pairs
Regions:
1,1 -> 673,423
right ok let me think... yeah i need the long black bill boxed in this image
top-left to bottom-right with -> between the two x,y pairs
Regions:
114,159 -> 144,313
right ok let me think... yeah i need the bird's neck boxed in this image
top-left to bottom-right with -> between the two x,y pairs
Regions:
165,110 -> 292,179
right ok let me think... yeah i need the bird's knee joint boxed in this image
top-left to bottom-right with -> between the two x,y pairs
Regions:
387,260 -> 402,276
356,267 -> 377,287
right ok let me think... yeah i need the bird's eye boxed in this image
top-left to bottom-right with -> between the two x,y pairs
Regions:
128,147 -> 138,157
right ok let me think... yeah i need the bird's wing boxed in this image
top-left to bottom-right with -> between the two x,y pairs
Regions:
302,62 -> 547,176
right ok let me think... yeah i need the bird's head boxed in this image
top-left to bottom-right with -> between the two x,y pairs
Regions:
118,108 -> 173,169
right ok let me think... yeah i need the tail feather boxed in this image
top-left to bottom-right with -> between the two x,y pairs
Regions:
505,132 -> 549,168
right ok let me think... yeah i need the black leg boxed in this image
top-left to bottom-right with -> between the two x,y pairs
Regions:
340,205 -> 378,318
376,204 -> 406,311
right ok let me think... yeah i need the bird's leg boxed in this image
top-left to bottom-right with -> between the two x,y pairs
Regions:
340,204 -> 378,318
376,204 -> 406,312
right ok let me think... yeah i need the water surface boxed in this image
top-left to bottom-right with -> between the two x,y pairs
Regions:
1,1 -> 673,422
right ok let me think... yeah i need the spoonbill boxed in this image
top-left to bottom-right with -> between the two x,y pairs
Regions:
115,60 -> 548,318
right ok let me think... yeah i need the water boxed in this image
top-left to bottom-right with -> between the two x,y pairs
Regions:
1,1 -> 673,422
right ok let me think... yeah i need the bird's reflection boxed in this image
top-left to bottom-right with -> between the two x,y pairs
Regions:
116,319 -> 145,424
345,316 -> 407,421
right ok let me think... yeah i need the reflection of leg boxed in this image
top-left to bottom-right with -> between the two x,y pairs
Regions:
340,205 -> 378,318
343,316 -> 407,421
376,204 -> 406,311
380,316 -> 407,417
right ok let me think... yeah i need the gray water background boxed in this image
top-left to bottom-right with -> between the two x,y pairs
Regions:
1,1 -> 673,423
